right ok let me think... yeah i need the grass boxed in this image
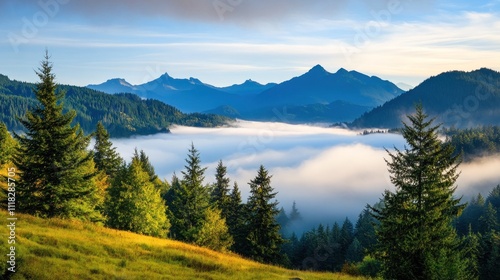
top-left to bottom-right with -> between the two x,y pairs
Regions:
0,210 -> 367,280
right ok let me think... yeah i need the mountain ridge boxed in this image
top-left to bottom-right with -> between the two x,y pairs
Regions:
87,65 -> 404,122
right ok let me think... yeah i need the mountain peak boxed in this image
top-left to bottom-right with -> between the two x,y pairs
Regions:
336,68 -> 349,74
307,64 -> 328,75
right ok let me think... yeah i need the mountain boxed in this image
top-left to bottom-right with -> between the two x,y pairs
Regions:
87,78 -> 136,94
218,79 -> 277,95
88,65 -> 403,123
88,73 -> 244,113
0,210 -> 347,279
251,65 -> 404,109
351,68 -> 500,128
0,75 -> 232,137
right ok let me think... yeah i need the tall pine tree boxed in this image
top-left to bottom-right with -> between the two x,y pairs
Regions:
14,52 -> 101,220
93,121 -> 123,178
210,160 -> 231,216
168,144 -> 209,242
245,165 -> 284,264
226,182 -> 247,254
371,105 -> 469,280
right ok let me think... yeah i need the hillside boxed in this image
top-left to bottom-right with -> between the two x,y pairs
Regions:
0,210 -> 364,280
0,75 -> 232,137
351,68 -> 500,129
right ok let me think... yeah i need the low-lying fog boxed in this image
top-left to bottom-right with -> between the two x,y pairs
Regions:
111,121 -> 500,231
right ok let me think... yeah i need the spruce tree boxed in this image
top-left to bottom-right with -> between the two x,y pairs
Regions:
14,53 -> 101,220
105,155 -> 169,237
93,122 -> 123,178
210,160 -> 231,218
226,182 -> 247,254
245,165 -> 284,263
371,105 -> 469,280
168,144 -> 209,242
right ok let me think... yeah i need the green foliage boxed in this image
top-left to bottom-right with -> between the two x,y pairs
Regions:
371,105 -> 470,280
105,155 -> 170,237
226,182 -> 247,255
195,208 -> 234,252
245,165 -> 285,264
0,75 -> 232,138
210,160 -> 231,218
93,122 -> 123,178
444,126 -> 500,161
167,144 -> 210,242
13,53 -> 102,221
0,121 -> 17,165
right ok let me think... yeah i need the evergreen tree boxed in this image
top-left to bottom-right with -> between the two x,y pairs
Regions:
371,105 -> 469,280
226,182 -> 247,254
195,208 -> 233,252
133,148 -> 167,193
479,203 -> 499,233
346,238 -> 364,263
289,201 -> 302,222
93,122 -> 123,178
210,160 -> 231,218
245,165 -> 284,264
168,144 -> 209,242
105,155 -> 169,237
14,53 -> 101,220
355,207 -> 377,252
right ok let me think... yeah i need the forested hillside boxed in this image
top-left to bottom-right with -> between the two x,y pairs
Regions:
0,74 -> 231,137
351,68 -> 500,129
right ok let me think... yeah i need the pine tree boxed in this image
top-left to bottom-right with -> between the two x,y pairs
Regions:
195,208 -> 233,252
93,122 -> 123,178
226,182 -> 247,254
105,155 -> 169,237
168,144 -> 209,242
371,105 -> 469,280
245,165 -> 284,264
289,201 -> 302,222
210,160 -> 231,218
14,53 -> 101,220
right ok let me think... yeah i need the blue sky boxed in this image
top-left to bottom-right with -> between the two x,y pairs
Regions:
1,0 -> 499,87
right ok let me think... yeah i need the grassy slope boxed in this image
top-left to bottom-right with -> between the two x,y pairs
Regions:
0,210 -> 366,280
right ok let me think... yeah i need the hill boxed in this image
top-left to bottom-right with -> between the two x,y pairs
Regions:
0,75 -> 232,137
351,68 -> 500,129
88,65 -> 404,122
0,210 -> 364,280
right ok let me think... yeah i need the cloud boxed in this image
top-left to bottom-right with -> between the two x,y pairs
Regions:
110,121 -> 500,230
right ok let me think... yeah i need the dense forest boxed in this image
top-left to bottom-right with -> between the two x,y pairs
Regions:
1,56 -> 500,279
444,126 -> 500,161
0,74 -> 231,138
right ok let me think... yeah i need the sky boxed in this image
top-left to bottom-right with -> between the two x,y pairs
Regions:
110,121 -> 500,229
1,0 -> 500,88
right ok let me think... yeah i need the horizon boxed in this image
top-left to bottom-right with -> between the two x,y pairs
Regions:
1,0 -> 500,87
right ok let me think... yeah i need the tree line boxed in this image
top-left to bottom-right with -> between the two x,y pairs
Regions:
2,55 -> 500,279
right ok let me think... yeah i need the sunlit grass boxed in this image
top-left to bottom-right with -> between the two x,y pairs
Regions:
0,210 -> 367,279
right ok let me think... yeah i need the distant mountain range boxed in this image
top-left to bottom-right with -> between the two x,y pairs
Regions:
0,75 -> 231,137
87,65 -> 404,123
351,68 -> 500,128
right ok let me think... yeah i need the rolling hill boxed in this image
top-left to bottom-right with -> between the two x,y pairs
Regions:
351,68 -> 500,129
0,210 -> 365,280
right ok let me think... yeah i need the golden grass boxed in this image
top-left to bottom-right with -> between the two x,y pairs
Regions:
0,210 -> 368,280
